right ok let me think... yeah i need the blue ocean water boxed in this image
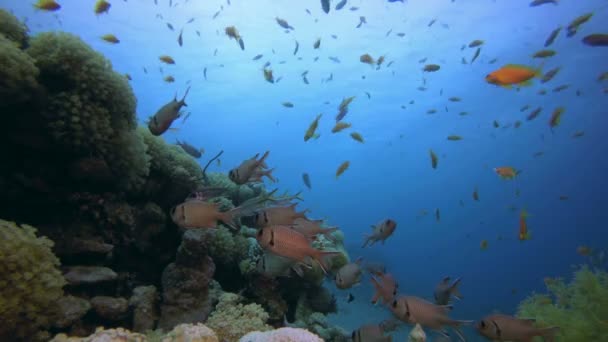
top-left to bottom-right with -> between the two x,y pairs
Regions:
7,0 -> 608,340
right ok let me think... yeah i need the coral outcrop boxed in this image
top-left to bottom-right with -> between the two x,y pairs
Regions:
206,292 -> 272,342
239,327 -> 323,342
0,219 -> 66,341
159,229 -> 215,330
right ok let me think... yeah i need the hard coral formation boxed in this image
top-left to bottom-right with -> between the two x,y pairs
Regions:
159,229 -> 215,330
0,219 -> 66,341
517,266 -> 608,341
139,126 -> 203,203
239,327 -> 323,342
51,324 -> 218,342
206,292 -> 272,342
0,33 -> 39,102
0,9 -> 28,47
206,226 -> 250,265
26,31 -> 149,191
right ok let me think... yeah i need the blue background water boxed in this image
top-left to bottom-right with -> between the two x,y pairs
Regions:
6,0 -> 608,340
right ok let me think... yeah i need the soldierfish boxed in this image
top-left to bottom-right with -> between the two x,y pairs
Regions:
176,139 -> 203,158
370,271 -> 398,305
352,323 -> 392,342
255,203 -> 308,227
434,277 -> 463,305
170,200 -> 241,229
256,225 -> 340,273
476,314 -> 559,341
256,252 -> 308,278
148,86 -> 190,136
362,219 -> 397,247
391,296 -> 472,341
335,257 -> 363,289
228,151 -> 275,185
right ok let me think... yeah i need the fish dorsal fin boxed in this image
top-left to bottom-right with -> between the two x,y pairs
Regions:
180,86 -> 191,104
442,276 -> 451,284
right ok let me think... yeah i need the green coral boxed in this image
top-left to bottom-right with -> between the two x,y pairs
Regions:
138,126 -> 202,193
0,33 -> 39,102
206,226 -> 250,265
0,219 -> 66,341
205,172 -> 260,205
25,32 -> 149,190
206,292 -> 271,342
0,9 -> 28,47
517,266 -> 608,341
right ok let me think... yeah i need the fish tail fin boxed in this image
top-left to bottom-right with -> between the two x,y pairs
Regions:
258,150 -> 271,168
314,250 -> 341,274
540,326 -> 560,342
219,207 -> 242,230
451,278 -> 463,300
262,168 -> 276,183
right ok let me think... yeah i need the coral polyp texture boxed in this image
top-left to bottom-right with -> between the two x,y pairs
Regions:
517,266 -> 608,341
206,292 -> 272,342
239,327 -> 324,342
0,219 -> 66,341
25,31 -> 150,191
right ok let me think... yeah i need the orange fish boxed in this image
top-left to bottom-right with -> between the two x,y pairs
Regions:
370,271 -> 398,306
170,200 -> 241,230
34,0 -> 61,11
485,64 -> 541,87
493,167 -> 520,180
519,210 -> 531,241
94,0 -> 111,15
254,203 -> 308,227
228,151 -> 275,185
577,245 -> 592,256
256,225 -> 340,273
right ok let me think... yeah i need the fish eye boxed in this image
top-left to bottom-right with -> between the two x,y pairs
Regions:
351,331 -> 356,339
392,300 -> 397,308
170,207 -> 176,215
256,228 -> 263,237
480,320 -> 486,328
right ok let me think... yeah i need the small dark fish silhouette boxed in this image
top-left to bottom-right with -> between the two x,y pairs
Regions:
252,54 -> 263,60
212,11 -> 220,19
187,17 -> 195,24
328,56 -> 341,63
347,293 -> 354,303
177,28 -> 183,46
203,67 -> 207,80
166,22 -> 174,30
302,173 -> 312,189
321,0 -> 330,13
428,18 -> 436,27
335,0 -> 347,10
293,40 -> 299,55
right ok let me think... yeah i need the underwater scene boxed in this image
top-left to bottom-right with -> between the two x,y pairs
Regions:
1,0 -> 607,341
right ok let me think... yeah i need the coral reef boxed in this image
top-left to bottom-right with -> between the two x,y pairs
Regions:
129,285 -> 159,332
0,219 -> 66,341
206,292 -> 272,342
0,33 -> 39,103
517,266 -> 608,341
159,229 -> 215,330
0,9 -> 28,47
26,31 -> 149,191
239,327 -> 323,342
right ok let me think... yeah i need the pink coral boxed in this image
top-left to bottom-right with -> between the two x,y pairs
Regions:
238,327 -> 323,342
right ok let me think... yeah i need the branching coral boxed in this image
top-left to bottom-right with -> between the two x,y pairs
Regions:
25,32 -> 149,191
517,266 -> 608,341
206,292 -> 271,342
0,219 -> 66,341
0,9 -> 28,47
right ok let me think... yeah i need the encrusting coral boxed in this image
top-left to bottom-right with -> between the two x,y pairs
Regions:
517,265 -> 608,341
206,292 -> 272,342
0,219 -> 66,341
